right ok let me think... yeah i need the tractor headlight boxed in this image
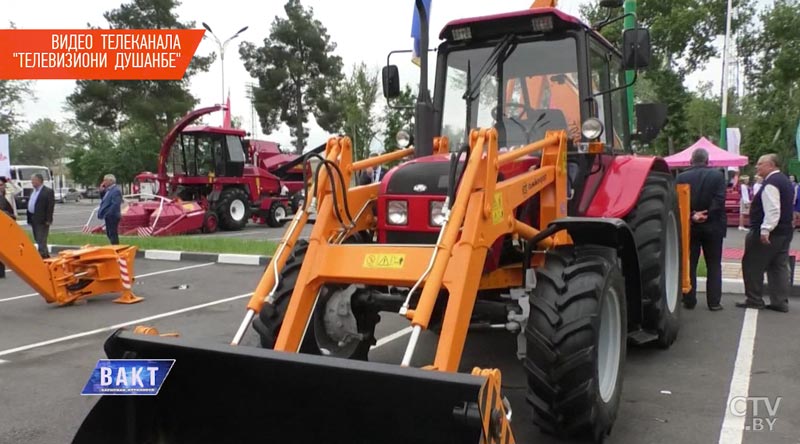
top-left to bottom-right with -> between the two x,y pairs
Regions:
581,118 -> 604,140
430,201 -> 445,226
387,200 -> 408,225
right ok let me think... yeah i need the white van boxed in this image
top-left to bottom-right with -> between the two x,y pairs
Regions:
8,165 -> 54,211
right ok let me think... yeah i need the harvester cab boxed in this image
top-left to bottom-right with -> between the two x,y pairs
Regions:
72,2 -> 691,443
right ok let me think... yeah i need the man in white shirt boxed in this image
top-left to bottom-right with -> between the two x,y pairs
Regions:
738,154 -> 793,312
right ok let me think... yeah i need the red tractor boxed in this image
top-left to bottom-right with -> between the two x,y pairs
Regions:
90,105 -> 317,236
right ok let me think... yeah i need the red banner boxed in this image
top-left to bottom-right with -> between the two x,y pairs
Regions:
0,29 -> 205,80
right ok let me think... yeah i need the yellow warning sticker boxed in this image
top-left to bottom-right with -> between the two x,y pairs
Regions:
363,254 -> 406,269
491,192 -> 504,225
182,203 -> 196,211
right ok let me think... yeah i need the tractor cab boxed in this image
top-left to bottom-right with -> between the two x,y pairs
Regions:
379,6 -> 666,244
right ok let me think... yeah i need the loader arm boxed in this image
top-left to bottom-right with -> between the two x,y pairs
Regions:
0,211 -> 58,300
265,128 -> 569,372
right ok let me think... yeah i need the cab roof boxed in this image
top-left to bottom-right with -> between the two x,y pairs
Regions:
440,7 -> 589,41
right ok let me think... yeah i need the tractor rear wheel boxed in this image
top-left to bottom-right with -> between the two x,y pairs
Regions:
624,171 -> 682,348
216,188 -> 250,231
252,239 -> 378,360
525,245 -> 627,442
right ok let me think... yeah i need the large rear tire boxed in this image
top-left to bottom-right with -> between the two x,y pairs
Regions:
525,246 -> 627,442
623,171 -> 682,348
216,187 -> 250,231
252,239 -> 378,360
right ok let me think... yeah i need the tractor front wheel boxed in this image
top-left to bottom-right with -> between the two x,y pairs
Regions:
216,188 -> 250,231
252,239 -> 378,360
525,245 -> 627,442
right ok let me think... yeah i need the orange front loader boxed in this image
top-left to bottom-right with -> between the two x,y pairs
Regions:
0,211 -> 142,305
71,3 -> 692,443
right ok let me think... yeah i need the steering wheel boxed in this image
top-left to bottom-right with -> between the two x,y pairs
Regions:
493,102 -> 549,145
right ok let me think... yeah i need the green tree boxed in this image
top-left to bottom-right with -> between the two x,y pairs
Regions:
240,0 -> 344,153
66,0 -> 213,135
738,0 -> 800,163
685,82 -> 723,141
380,85 -> 416,155
11,118 -> 74,166
67,124 -> 117,186
579,1 -> 752,154
0,24 -> 35,136
339,63 -> 380,160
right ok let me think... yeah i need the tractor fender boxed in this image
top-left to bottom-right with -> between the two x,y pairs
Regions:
584,155 -> 670,218
547,217 -> 643,326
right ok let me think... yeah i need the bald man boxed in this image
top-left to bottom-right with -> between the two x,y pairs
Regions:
738,154 -> 793,312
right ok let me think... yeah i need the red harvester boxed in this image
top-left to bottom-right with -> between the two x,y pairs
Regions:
87,104 -> 319,236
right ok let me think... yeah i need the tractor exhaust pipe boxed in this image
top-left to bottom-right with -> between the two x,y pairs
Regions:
414,0 -> 435,158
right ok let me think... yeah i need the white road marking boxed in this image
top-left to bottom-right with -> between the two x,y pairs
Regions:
0,359 -> 9,364
372,326 -> 413,349
0,292 -> 253,358
718,308 -> 759,444
0,262 -> 214,303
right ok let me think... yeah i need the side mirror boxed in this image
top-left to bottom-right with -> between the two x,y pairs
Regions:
382,65 -> 400,99
599,0 -> 623,8
622,28 -> 651,70
634,103 -> 668,144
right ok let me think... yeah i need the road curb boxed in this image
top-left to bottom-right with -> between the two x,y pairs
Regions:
46,244 -> 271,267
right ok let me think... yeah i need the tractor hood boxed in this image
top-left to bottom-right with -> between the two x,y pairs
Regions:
383,154 -> 452,196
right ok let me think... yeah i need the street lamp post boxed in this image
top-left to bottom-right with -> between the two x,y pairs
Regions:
202,23 -> 249,104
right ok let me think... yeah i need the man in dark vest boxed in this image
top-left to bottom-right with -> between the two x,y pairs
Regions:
676,148 -> 727,310
738,153 -> 793,312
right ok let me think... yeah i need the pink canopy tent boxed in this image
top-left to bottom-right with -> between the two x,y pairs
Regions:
664,137 -> 749,168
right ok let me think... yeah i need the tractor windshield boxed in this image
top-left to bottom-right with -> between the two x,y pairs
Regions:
440,36 -> 581,150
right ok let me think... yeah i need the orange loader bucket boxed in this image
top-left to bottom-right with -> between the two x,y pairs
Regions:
71,329 -> 493,444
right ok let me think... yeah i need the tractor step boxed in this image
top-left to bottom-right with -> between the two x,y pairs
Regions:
627,329 -> 659,345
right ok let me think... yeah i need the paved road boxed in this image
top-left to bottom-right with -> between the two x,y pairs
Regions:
0,257 -> 798,443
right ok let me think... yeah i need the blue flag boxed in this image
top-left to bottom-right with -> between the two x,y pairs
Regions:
411,0 -> 432,66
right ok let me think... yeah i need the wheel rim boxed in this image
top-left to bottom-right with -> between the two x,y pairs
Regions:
274,205 -> 286,220
665,210 -> 680,313
598,285 -> 622,403
230,200 -> 245,221
206,215 -> 217,232
313,286 -> 361,358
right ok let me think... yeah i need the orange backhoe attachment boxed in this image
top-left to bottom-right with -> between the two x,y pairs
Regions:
0,211 -> 142,306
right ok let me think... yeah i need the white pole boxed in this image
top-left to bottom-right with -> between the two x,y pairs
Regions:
719,0 -> 733,150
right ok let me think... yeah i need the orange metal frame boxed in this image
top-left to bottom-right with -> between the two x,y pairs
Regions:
245,128 -> 569,372
677,183 -> 692,295
0,211 -> 142,305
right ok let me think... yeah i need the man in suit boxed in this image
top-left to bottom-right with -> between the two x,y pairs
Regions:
676,148 -> 727,310
737,153 -> 794,312
357,153 -> 387,185
26,173 -> 55,258
98,174 -> 123,245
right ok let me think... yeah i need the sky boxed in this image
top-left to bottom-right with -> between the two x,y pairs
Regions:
7,0 -> 731,152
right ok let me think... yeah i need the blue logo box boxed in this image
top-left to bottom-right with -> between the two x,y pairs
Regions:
81,359 -> 175,396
